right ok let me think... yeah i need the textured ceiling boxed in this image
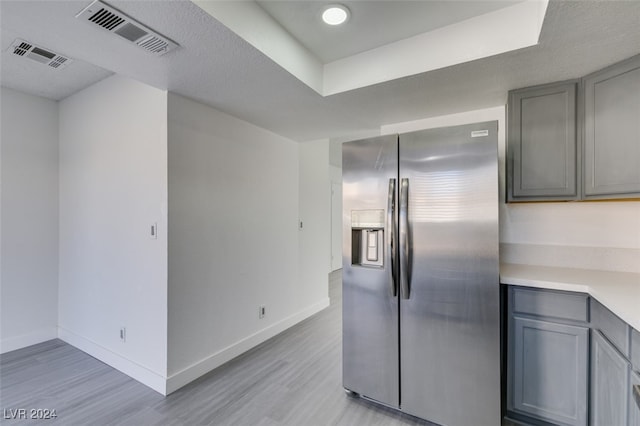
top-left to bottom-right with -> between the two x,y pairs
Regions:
256,0 -> 523,63
0,2 -> 113,100
1,0 -> 640,142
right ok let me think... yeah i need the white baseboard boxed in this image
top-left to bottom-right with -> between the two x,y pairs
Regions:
16,300 -> 329,396
0,327 -> 58,354
165,297 -> 330,394
58,327 -> 167,395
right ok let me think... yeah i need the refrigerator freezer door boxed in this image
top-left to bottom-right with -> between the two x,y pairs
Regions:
342,135 -> 399,408
399,122 -> 500,426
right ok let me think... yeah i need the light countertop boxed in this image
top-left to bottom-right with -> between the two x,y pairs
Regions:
500,263 -> 640,332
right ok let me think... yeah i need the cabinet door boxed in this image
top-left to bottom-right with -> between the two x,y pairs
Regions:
631,371 -> 640,426
584,55 -> 640,198
508,81 -> 578,201
510,317 -> 588,425
633,329 -> 640,371
591,330 -> 630,426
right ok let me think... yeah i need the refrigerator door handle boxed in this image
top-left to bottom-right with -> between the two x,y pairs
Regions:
387,178 -> 398,296
399,178 -> 410,299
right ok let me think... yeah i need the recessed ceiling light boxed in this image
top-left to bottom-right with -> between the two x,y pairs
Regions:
322,5 -> 350,26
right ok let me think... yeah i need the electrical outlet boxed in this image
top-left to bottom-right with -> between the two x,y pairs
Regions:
259,305 -> 266,319
120,327 -> 126,342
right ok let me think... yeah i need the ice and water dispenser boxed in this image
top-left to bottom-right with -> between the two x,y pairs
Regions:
350,209 -> 384,268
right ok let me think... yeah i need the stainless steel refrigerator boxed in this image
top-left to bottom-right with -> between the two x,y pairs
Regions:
342,121 -> 500,426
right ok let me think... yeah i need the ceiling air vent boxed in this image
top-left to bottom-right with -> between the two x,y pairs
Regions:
7,39 -> 73,69
76,0 -> 178,56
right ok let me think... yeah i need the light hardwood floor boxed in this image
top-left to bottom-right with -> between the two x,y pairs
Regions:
1,271 -> 434,425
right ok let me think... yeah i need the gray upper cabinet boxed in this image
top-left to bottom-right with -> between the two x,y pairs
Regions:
506,53 -> 640,203
584,55 -> 640,199
508,81 -> 579,201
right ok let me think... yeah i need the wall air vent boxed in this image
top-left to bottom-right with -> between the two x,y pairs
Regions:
76,0 -> 178,56
7,39 -> 73,69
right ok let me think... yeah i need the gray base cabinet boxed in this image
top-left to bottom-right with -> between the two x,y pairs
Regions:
590,299 -> 634,426
505,286 -> 639,426
633,329 -> 640,425
511,317 -> 588,425
632,329 -> 640,370
507,287 -> 589,426
590,330 -> 630,426
631,372 -> 640,426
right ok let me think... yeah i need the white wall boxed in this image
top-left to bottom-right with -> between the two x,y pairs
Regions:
299,140 -> 332,290
58,76 -> 168,393
166,93 -> 329,393
500,201 -> 640,273
382,106 -> 640,272
0,87 -> 59,353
